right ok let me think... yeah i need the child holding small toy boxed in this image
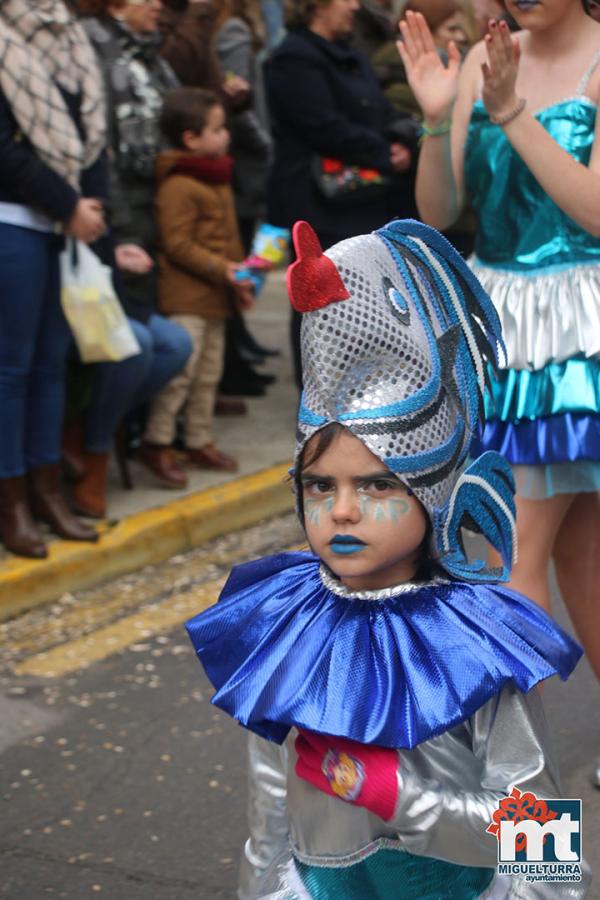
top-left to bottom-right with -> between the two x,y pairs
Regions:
186,219 -> 589,897
141,87 -> 254,477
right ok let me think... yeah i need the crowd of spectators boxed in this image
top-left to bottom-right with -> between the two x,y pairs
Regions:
0,0 -> 509,557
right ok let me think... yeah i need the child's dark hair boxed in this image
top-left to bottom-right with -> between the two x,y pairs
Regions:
294,422 -> 440,583
160,87 -> 221,149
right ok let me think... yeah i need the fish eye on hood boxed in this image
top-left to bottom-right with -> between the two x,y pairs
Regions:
382,276 -> 410,325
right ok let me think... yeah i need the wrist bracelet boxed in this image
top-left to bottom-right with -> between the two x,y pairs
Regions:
490,97 -> 526,126
419,118 -> 452,143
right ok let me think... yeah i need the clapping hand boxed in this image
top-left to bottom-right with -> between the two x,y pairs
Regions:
481,19 -> 521,120
397,10 -> 461,124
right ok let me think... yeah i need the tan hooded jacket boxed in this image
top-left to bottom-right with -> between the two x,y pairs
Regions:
154,149 -> 244,319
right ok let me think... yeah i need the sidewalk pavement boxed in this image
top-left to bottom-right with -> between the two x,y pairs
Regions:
0,272 -> 298,622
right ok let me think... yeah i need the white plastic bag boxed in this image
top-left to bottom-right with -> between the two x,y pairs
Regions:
60,240 -> 141,363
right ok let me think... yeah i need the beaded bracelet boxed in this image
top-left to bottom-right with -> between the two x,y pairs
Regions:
419,119 -> 452,144
490,97 -> 526,126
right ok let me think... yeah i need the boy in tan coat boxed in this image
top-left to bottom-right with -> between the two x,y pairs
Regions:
142,88 -> 253,480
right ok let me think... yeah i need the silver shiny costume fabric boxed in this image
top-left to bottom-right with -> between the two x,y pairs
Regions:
237,574 -> 590,900
470,260 -> 600,372
239,735 -> 289,899
239,686 -> 590,899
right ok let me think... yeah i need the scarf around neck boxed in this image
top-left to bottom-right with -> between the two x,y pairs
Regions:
0,0 -> 106,188
171,155 -> 234,184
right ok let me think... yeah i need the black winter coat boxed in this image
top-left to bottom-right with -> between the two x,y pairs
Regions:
0,86 -> 108,225
265,27 -> 418,242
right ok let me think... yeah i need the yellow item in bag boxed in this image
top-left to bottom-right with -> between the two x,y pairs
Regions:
60,240 -> 141,363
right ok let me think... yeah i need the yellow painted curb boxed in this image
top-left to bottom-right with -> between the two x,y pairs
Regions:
13,576 -> 226,678
0,462 -> 293,623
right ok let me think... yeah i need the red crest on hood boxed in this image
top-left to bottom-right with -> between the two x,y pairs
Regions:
287,221 -> 350,313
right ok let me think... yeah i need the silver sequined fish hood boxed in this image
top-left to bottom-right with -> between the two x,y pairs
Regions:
289,219 -> 517,582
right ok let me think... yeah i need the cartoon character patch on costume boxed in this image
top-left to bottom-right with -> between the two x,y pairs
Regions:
321,749 -> 365,802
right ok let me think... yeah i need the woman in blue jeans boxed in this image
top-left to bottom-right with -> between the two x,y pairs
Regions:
0,0 -> 108,557
70,305 -> 192,519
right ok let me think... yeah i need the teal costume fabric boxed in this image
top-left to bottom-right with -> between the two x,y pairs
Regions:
466,99 -> 599,272
465,85 -> 600,496
295,847 -> 494,899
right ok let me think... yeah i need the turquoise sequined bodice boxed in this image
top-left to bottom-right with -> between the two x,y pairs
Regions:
465,98 -> 600,271
296,847 -> 494,900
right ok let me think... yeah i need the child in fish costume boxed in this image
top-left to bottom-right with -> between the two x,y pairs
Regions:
186,219 -> 588,898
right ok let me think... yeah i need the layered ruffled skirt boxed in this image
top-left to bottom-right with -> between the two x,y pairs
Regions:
470,259 -> 600,498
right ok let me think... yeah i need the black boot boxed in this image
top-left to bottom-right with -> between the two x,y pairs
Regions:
253,372 -> 276,386
220,321 -> 267,397
29,464 -> 98,542
0,476 -> 47,558
219,374 -> 266,397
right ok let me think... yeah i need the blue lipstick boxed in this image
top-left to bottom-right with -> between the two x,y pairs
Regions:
329,535 -> 367,555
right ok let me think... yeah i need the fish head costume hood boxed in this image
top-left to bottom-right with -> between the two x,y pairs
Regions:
288,219 -> 516,583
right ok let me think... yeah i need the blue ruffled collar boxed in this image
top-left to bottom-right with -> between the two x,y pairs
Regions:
186,552 -> 581,749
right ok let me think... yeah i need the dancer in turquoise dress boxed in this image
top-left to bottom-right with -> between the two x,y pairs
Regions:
398,0 -> 600,686
466,63 -> 600,495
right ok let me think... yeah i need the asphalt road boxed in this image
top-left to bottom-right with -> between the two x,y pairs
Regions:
1,515 -> 599,900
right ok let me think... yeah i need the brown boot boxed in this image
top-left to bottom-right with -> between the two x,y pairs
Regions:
0,476 -> 47,559
29,464 -> 98,542
71,452 -> 109,519
62,419 -> 86,483
139,443 -> 188,488
186,444 -> 238,472
214,395 -> 247,416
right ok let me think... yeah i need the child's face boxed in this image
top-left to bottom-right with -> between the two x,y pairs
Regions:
183,105 -> 230,159
300,429 -> 428,591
